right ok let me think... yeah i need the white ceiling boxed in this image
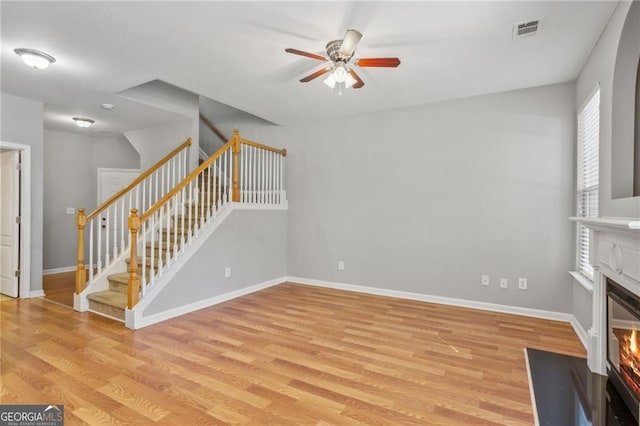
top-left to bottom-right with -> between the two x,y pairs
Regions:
1,1 -> 617,133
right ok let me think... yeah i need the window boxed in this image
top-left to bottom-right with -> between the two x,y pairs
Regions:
576,87 -> 600,280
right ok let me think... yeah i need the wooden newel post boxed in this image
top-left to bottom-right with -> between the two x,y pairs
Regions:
232,128 -> 241,202
75,208 -> 87,294
127,209 -> 141,309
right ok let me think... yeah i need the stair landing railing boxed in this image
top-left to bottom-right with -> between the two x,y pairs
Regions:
75,138 -> 192,294
126,129 -> 287,308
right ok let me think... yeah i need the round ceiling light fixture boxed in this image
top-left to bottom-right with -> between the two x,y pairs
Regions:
14,48 -> 56,69
72,117 -> 95,128
101,103 -> 115,110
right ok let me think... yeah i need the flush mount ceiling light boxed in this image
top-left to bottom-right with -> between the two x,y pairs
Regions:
72,117 -> 95,128
101,103 -> 115,110
14,48 -> 56,69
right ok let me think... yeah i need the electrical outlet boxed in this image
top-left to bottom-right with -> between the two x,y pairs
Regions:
481,275 -> 489,286
66,207 -> 75,215
224,267 -> 231,278
518,278 -> 527,290
500,278 -> 508,289
338,261 -> 345,271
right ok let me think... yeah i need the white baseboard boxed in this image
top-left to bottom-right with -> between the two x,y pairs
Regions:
286,276 -> 576,323
127,276 -> 285,329
43,264 -> 94,275
570,316 -> 590,352
30,290 -> 45,298
43,266 -> 76,275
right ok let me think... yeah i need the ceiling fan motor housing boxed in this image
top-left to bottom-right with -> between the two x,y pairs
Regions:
326,40 -> 351,62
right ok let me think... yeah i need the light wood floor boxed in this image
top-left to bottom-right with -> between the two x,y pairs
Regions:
42,270 -> 77,307
0,282 -> 585,425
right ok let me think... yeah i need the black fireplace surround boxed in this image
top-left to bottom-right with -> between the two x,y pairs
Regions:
607,278 -> 640,422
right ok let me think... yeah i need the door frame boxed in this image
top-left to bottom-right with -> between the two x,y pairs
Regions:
0,141 -> 31,299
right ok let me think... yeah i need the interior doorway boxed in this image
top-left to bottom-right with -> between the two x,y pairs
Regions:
0,142 -> 31,298
0,149 -> 20,297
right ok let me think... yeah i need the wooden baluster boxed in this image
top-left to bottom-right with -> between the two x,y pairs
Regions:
188,182 -> 193,242
105,209 -> 110,266
158,209 -> 163,276
180,187 -> 186,251
121,195 -> 126,252
148,214 -> 153,287
127,209 -> 140,309
281,149 -> 287,202
173,194 -> 179,256
232,129 -> 240,202
113,203 -> 118,259
252,147 -> 256,203
165,201 -> 171,268
200,172 -> 205,229
207,164 -> 212,219
75,208 -> 87,294
269,151 -> 274,204
97,213 -> 102,274
89,221 -> 94,281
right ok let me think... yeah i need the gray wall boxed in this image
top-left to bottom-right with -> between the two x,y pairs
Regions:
572,283 -> 593,333
268,83 -> 576,313
143,209 -> 287,316
0,93 -> 44,293
577,1 -> 640,218
199,95 -> 276,156
611,1 -> 640,199
43,130 -> 140,270
124,119 -> 195,171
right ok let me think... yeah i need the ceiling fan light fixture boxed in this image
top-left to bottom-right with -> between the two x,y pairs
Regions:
323,72 -> 337,89
344,72 -> 357,89
333,64 -> 348,83
72,117 -> 95,128
14,48 -> 56,69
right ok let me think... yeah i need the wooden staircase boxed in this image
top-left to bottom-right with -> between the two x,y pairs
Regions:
76,130 -> 287,328
87,172 -> 224,320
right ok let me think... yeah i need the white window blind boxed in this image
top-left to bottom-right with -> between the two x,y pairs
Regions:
576,88 -> 600,280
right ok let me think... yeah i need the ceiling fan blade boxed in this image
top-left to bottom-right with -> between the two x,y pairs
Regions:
340,29 -> 363,57
285,48 -> 327,62
348,70 -> 365,89
355,57 -> 401,68
300,68 -> 331,82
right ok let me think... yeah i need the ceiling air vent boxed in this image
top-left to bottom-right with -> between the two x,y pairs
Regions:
513,19 -> 540,40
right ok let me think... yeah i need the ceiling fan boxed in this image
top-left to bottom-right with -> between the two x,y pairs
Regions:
285,29 -> 401,94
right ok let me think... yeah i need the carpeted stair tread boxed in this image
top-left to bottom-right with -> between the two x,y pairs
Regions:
87,290 -> 127,308
107,273 -> 130,285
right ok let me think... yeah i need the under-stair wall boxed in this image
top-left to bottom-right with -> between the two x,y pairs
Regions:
131,208 -> 287,328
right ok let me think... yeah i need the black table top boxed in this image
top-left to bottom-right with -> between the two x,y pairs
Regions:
526,348 -> 637,426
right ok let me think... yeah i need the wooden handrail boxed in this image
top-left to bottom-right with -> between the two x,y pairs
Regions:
199,113 -> 228,144
240,138 -> 287,156
139,130 -> 286,222
86,138 -> 192,220
140,139 -> 233,222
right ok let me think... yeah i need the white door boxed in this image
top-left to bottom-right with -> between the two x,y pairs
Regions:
0,150 -> 20,297
97,168 -> 140,204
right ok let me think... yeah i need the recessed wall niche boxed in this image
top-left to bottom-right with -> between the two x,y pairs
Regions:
611,1 -> 640,199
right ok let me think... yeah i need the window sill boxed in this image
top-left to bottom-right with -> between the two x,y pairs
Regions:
569,271 -> 594,293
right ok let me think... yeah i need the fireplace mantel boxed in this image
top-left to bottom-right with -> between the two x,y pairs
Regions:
570,216 -> 640,375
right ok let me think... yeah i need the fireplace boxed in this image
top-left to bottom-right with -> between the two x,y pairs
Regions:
608,277 -> 640,422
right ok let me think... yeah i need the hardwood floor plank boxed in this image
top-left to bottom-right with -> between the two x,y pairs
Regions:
1,282 -> 585,425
